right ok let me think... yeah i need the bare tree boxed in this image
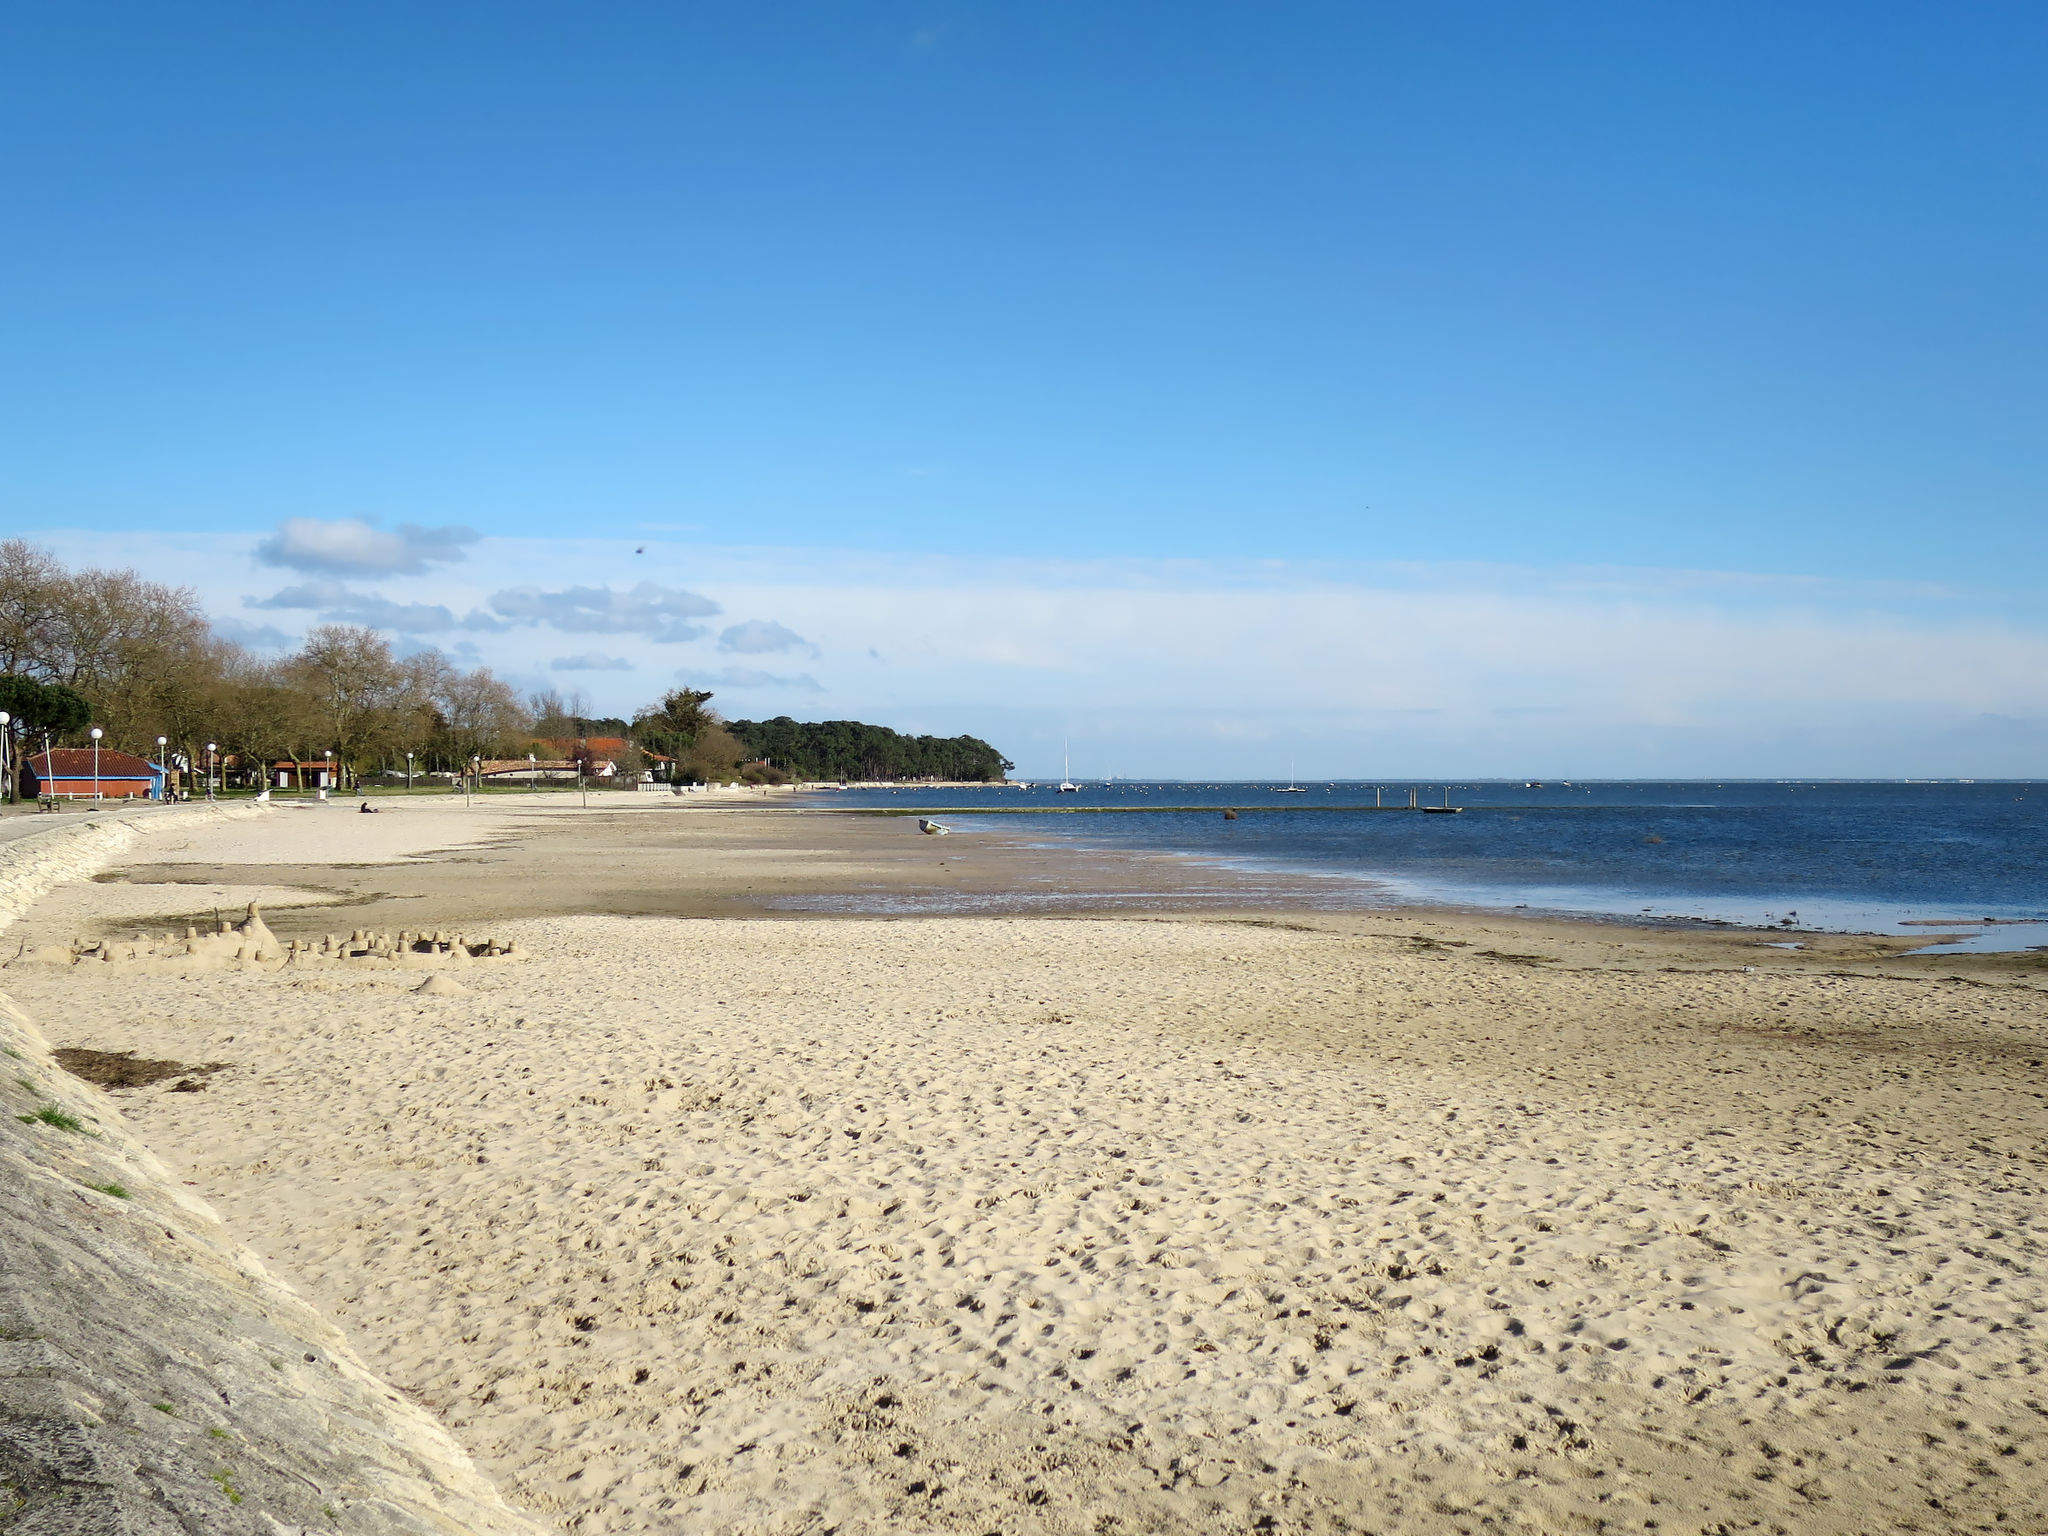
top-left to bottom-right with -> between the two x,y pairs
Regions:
439,667 -> 528,765
527,687 -> 592,741
287,625 -> 405,781
0,540 -> 67,678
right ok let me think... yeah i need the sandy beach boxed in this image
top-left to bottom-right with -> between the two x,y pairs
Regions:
6,795 -> 2045,1534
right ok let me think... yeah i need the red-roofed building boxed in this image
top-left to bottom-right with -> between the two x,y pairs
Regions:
535,737 -> 632,778
22,747 -> 165,800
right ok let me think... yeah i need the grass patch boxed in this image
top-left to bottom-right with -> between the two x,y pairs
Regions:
87,1181 -> 131,1199
15,1077 -> 40,1096
207,1426 -> 231,1440
208,1469 -> 242,1506
1,1045 -> 23,1060
152,1402 -> 176,1415
17,1105 -> 87,1132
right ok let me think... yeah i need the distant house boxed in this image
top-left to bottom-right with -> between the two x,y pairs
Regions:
533,737 -> 632,779
272,760 -> 337,789
479,757 -> 578,781
23,747 -> 164,800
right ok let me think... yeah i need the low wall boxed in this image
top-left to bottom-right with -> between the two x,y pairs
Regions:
0,806 -> 552,1535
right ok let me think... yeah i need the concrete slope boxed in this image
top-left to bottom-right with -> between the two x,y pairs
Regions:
0,807 -> 552,1535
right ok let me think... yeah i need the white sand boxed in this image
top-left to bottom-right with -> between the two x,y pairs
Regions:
6,812 -> 2045,1534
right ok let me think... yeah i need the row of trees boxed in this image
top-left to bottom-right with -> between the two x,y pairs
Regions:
1,540 -> 1010,790
2,540 -> 532,785
727,716 -> 1012,782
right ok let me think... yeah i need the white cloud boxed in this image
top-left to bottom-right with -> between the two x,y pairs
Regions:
551,652 -> 636,672
255,517 -> 478,576
208,614 -> 294,651
717,619 -> 817,657
246,581 -> 457,632
245,580 -> 354,610
488,581 -> 720,641
683,666 -> 825,693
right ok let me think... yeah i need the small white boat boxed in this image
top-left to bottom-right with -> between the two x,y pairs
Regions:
918,818 -> 951,835
1275,758 -> 1307,793
1057,738 -> 1080,793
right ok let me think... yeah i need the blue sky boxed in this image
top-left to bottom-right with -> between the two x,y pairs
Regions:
6,5 -> 2047,774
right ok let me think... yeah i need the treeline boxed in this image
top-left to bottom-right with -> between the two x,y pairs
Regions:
727,716 -> 1012,782
1,541 -> 1011,789
2,539 -> 528,783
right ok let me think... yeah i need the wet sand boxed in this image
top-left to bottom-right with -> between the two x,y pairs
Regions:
6,795 -> 2045,1533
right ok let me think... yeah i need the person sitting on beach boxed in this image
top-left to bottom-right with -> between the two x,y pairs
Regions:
358,801 -> 379,814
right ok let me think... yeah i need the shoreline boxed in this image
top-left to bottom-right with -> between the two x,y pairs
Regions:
18,784 -> 2042,959
807,795 -> 2048,963
25,793 -> 2046,984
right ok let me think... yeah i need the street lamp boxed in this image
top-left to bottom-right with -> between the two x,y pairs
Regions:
323,749 -> 333,794
0,712 -> 10,806
405,750 -> 414,791
528,752 -> 537,795
207,742 -> 218,801
90,727 -> 103,802
468,753 -> 479,806
156,737 -> 167,801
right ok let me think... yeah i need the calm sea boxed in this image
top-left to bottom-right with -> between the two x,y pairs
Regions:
805,780 -> 2048,950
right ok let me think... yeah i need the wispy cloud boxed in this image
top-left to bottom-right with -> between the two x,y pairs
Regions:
717,619 -> 817,657
488,581 -> 721,641
26,525 -> 2048,774
255,517 -> 478,577
245,580 -> 355,610
683,666 -> 825,693
551,652 -> 635,672
246,581 -> 458,633
208,614 -> 294,651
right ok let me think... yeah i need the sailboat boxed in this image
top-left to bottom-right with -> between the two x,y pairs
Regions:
1275,758 -> 1307,793
1058,738 -> 1080,793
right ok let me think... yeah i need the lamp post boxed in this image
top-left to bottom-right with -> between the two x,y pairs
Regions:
405,750 -> 414,792
323,749 -> 333,794
0,711 -> 10,806
466,754 -> 478,807
207,742 -> 218,801
90,727 -> 103,802
156,736 -> 167,801
528,752 -> 537,796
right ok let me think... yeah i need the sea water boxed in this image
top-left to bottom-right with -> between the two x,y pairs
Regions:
807,780 -> 2048,949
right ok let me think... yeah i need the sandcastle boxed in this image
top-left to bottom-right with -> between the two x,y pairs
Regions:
10,903 -> 528,974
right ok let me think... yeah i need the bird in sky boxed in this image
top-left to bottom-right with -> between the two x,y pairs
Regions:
634,546 -> 646,554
